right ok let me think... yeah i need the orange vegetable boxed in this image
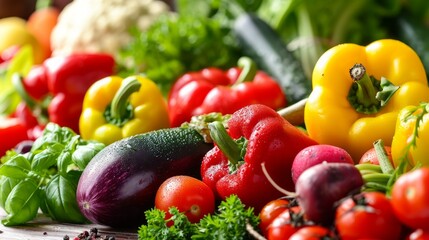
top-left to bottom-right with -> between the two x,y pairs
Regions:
27,7 -> 60,59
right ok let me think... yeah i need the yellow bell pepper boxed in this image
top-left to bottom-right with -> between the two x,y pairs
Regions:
79,75 -> 170,145
304,39 -> 429,162
391,103 -> 429,169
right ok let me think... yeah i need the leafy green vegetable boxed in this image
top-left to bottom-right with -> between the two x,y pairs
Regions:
0,123 -> 105,226
138,195 -> 260,240
256,0 -> 403,78
193,195 -> 260,239
0,45 -> 34,116
118,14 -> 242,95
3,179 -> 40,226
139,207 -> 195,240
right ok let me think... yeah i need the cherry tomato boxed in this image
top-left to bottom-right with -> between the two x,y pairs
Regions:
288,226 -> 332,240
335,191 -> 403,240
391,167 -> 429,231
407,229 -> 429,240
155,175 -> 215,223
267,206 -> 304,240
359,145 -> 393,165
259,198 -> 290,236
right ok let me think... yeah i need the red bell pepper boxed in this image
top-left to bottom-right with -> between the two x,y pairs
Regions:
22,53 -> 115,133
168,57 -> 287,127
201,104 -> 318,212
0,102 -> 44,157
0,118 -> 29,157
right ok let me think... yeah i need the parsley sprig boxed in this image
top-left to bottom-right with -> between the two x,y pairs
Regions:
138,195 -> 260,240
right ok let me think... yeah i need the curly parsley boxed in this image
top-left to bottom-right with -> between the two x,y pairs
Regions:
138,195 -> 260,240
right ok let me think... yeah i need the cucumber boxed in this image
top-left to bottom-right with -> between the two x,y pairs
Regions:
76,127 -> 213,228
233,13 -> 312,104
393,13 -> 429,81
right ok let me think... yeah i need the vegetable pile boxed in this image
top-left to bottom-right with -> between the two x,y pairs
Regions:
1,0 -> 429,239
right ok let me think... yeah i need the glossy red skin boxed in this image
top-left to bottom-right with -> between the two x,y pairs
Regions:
23,53 -> 115,133
335,191 -> 403,240
155,175 -> 215,223
291,144 -> 354,183
288,226 -> 332,240
13,102 -> 44,140
259,198 -> 290,236
48,92 -> 84,133
201,104 -> 318,212
359,146 -> 393,165
407,229 -> 429,240
0,118 -> 28,156
391,167 -> 429,231
0,102 -> 45,156
168,67 -> 286,127
267,206 -> 303,240
23,65 -> 49,100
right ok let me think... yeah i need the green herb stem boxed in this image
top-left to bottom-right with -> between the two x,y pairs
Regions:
373,139 -> 395,174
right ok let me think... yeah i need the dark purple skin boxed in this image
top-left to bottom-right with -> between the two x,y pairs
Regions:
76,128 -> 213,228
295,162 -> 364,226
14,140 -> 34,154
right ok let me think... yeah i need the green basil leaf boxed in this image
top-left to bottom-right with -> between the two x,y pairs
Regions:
0,165 -> 29,179
32,123 -> 75,151
31,146 -> 62,171
42,174 -> 87,223
3,154 -> 31,169
57,151 -> 72,174
2,179 -> 40,226
0,176 -> 20,209
72,142 -> 105,170
0,155 -> 31,179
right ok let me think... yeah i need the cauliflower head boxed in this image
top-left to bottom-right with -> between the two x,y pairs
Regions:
50,0 -> 170,57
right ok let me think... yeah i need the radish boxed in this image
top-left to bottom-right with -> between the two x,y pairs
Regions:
295,162 -> 363,225
291,144 -> 354,183
262,162 -> 363,226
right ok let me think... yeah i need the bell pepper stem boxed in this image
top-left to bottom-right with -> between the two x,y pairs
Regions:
208,121 -> 242,165
110,76 -> 141,120
348,63 -> 399,114
373,139 -> 395,174
349,64 -> 379,107
234,56 -> 258,85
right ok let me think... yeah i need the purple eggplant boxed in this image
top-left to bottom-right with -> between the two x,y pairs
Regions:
76,127 -> 213,228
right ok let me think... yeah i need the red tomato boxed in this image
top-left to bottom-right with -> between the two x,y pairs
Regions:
267,206 -> 304,240
407,229 -> 429,240
155,175 -> 215,223
259,198 -> 290,236
335,191 -> 403,240
391,167 -> 429,231
359,146 -> 393,165
288,226 -> 332,240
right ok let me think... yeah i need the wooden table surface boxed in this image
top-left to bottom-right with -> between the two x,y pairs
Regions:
0,209 -> 139,240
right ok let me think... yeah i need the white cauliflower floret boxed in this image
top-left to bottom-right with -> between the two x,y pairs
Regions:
50,0 -> 170,57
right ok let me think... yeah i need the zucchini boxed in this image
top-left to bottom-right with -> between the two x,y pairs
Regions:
76,126 -> 213,228
233,13 -> 312,104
